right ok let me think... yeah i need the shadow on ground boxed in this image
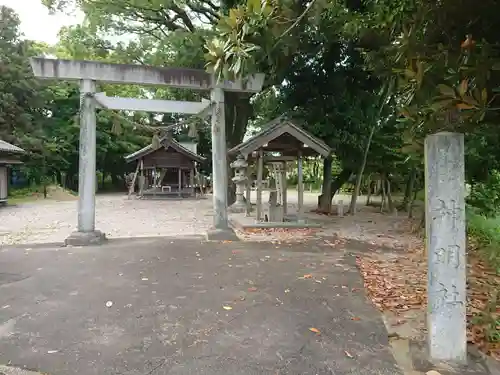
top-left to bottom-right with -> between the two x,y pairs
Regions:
0,237 -> 401,375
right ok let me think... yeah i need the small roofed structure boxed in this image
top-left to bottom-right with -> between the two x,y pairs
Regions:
228,117 -> 331,227
0,140 -> 25,204
230,117 -> 331,158
125,137 -> 206,199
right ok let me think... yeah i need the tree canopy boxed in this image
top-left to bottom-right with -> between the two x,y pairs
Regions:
2,0 -> 500,205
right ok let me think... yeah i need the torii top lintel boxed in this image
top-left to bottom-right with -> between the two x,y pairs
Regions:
30,57 -> 265,93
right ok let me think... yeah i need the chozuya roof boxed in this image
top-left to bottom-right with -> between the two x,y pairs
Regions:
229,116 -> 331,157
124,137 -> 206,163
0,140 -> 25,154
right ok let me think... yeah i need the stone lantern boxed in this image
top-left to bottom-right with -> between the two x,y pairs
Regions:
229,154 -> 248,213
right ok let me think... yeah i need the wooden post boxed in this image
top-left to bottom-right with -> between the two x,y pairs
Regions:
297,150 -> 304,222
0,166 -> 7,201
139,159 -> 145,197
190,167 -> 195,197
197,168 -> 205,196
178,168 -> 182,197
153,167 -> 158,198
256,148 -> 264,222
128,160 -> 140,199
245,176 -> 251,216
282,162 -> 287,216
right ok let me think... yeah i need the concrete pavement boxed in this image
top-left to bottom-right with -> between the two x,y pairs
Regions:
0,237 -> 401,375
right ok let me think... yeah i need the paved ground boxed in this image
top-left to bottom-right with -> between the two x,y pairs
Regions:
0,237 -> 401,375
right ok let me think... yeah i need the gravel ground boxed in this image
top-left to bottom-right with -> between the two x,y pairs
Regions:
0,194 -> 214,245
0,191 -> 421,249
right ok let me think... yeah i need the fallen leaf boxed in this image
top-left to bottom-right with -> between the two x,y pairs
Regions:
248,287 -> 258,292
344,350 -> 353,358
223,305 -> 233,310
309,327 -> 321,334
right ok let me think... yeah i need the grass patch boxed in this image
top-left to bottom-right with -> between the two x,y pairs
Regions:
8,185 -> 77,204
467,209 -> 500,274
7,195 -> 44,204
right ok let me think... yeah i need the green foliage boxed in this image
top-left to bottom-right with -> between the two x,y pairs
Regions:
467,209 -> 500,274
8,185 -> 44,198
0,6 -> 45,146
467,171 -> 500,218
467,211 -> 500,344
204,0 -> 275,81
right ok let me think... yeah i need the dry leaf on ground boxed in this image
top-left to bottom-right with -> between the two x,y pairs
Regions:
356,236 -> 500,359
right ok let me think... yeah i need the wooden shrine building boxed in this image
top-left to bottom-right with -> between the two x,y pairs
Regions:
229,117 -> 331,224
0,140 -> 25,204
125,137 -> 206,199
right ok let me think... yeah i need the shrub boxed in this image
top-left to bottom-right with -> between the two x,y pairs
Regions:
467,170 -> 500,217
467,208 -> 500,274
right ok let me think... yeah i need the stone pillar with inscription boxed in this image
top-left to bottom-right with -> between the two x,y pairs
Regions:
425,132 -> 467,364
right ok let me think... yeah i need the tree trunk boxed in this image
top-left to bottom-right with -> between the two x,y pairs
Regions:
366,179 -> 374,205
408,185 -> 419,218
318,156 -> 333,212
348,124 -> 376,215
227,162 -> 236,205
386,178 -> 395,213
313,160 -> 319,186
225,93 -> 252,206
111,174 -> 122,190
380,176 -> 386,212
330,168 -> 352,198
55,171 -> 62,186
400,167 -> 417,211
67,174 -> 76,191
318,167 -> 352,209
419,210 -> 426,231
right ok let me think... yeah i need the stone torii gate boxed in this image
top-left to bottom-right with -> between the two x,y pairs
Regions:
30,58 -> 264,245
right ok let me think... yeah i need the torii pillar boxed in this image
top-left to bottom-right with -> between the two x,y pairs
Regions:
30,58 -> 264,245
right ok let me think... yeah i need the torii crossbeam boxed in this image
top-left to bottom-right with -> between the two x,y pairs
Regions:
30,58 -> 264,245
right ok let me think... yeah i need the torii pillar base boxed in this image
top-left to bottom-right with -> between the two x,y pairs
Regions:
65,230 -> 107,247
205,228 -> 239,242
